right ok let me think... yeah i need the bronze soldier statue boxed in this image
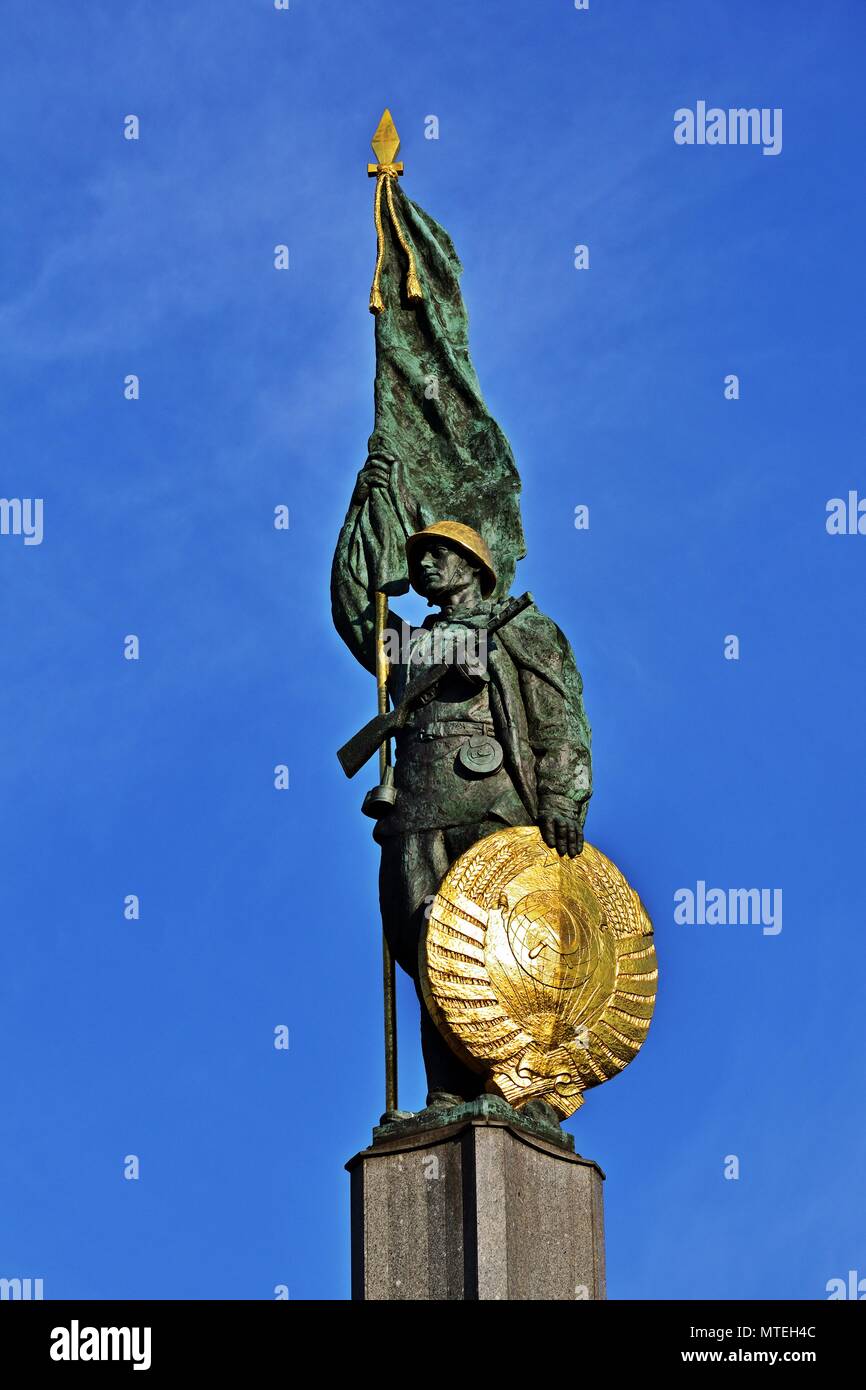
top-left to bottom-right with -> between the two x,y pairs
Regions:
332,449 -> 592,1121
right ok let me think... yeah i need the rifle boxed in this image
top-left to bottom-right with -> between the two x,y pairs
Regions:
337,591 -> 534,779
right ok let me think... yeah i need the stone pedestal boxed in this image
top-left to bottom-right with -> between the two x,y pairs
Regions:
346,1100 -> 605,1301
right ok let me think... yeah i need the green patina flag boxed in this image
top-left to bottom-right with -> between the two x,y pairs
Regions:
362,170 -> 526,598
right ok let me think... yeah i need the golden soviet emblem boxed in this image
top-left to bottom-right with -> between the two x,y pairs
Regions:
420,826 -> 657,1119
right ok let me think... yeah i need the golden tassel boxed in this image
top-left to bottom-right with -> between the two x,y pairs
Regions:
369,173 -> 387,315
383,172 -> 424,306
368,166 -> 424,315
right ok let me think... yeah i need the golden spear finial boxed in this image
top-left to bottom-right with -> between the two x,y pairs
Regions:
367,109 -> 423,315
368,108 -> 403,175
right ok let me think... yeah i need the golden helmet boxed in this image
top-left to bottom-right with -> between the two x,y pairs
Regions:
405,521 -> 497,598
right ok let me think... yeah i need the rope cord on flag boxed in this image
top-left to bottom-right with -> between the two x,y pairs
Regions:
369,166 -> 423,315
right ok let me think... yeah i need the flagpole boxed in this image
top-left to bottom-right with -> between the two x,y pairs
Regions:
367,111 -> 409,1120
374,590 -> 399,1117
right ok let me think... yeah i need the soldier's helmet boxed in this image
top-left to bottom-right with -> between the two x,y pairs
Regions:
405,521 -> 498,599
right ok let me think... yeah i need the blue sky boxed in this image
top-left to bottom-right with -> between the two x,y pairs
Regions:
1,0 -> 864,1300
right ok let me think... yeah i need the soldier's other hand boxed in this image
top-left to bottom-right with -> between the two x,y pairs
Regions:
539,815 -> 584,858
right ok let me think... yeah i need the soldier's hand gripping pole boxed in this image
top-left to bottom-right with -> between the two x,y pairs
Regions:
337,591 -> 534,779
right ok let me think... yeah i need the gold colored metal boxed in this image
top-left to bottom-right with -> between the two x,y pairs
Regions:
406,521 -> 497,598
420,826 -> 657,1120
375,590 -> 398,1113
371,108 -> 400,167
374,591 -> 390,771
369,172 -> 388,315
382,173 -> 423,303
367,110 -> 423,315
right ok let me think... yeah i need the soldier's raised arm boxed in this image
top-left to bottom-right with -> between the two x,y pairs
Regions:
330,448 -> 409,676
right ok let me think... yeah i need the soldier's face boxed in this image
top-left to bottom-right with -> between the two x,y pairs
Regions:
415,542 -> 478,599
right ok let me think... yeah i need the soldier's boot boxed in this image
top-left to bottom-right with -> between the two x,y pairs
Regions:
418,997 -> 483,1112
421,1091 -> 465,1114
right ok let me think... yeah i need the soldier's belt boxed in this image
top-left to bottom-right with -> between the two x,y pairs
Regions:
397,720 -> 496,742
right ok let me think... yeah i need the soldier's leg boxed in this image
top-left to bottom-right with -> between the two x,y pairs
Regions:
378,829 -> 484,1105
377,831 -> 437,980
416,822 -> 514,1104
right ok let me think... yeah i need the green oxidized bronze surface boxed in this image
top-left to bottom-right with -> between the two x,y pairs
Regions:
331,114 -> 654,1128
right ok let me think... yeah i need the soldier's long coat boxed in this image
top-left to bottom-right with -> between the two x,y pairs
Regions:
332,488 -> 592,830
